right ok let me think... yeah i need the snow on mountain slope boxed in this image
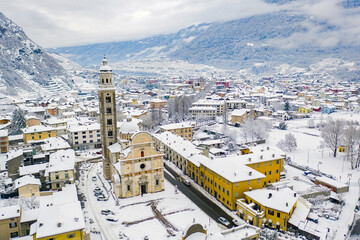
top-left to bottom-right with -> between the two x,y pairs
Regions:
51,9 -> 360,72
0,12 -> 71,96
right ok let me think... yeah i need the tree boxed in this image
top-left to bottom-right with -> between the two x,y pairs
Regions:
277,133 -> 297,152
343,121 -> 360,169
284,101 -> 290,111
11,108 -> 26,135
320,118 -> 344,157
308,119 -> 315,128
241,118 -> 269,143
278,122 -> 287,130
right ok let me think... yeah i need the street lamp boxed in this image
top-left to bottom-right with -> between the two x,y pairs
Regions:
317,161 -> 322,173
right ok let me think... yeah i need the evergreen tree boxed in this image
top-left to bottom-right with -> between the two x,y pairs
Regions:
284,101 -> 290,111
11,108 -> 26,135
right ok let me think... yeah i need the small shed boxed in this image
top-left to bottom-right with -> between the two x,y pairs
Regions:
314,176 -> 349,193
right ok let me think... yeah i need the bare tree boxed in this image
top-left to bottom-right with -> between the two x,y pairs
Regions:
343,121 -> 360,169
241,118 -> 269,143
277,133 -> 297,152
320,118 -> 344,157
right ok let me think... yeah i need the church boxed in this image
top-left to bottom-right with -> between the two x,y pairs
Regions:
98,56 -> 164,198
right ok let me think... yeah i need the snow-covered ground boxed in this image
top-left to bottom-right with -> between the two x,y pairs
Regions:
266,111 -> 360,239
77,162 -> 223,240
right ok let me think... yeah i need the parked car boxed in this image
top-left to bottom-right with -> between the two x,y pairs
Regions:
97,195 -> 107,201
218,217 -> 230,227
183,179 -> 191,186
92,176 -> 97,181
101,209 -> 114,215
307,212 -> 319,223
303,170 -> 312,176
94,187 -> 101,191
94,192 -> 104,197
106,215 -> 118,222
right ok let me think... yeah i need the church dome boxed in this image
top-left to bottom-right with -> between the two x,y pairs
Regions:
119,118 -> 139,133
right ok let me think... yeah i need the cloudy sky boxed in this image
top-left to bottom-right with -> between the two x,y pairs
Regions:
1,0 -> 360,48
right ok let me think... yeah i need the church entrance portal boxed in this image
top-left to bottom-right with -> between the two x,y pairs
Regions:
141,184 -> 147,195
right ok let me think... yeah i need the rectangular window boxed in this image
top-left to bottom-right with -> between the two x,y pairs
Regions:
9,222 -> 17,228
156,179 -> 159,185
268,209 -> 274,215
277,212 -> 280,218
276,160 -> 280,164
276,169 -> 279,173
107,119 -> 112,125
227,190 -> 229,196
265,162 -> 267,166
89,135 -> 93,138
235,193 -> 238,197
10,232 -> 18,238
269,161 -> 272,166
106,108 -> 112,114
108,131 -> 113,137
248,180 -> 250,185
127,185 -> 131,191
258,179 -> 261,183
75,141 -> 78,145
74,132 -> 78,135
257,163 -> 260,168
55,175 -> 59,180
236,183 -> 239,187
97,134 -> 100,137
105,96 -> 111,103
65,173 -> 69,179
269,171 -> 272,175
83,140 -> 86,144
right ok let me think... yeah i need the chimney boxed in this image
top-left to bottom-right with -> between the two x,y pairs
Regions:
57,222 -> 62,227
272,154 -> 275,157
268,193 -> 272,199
260,155 -> 263,160
286,202 -> 288,207
248,157 -> 251,162
267,146 -> 269,150
294,193 -> 297,197
249,171 -> 252,176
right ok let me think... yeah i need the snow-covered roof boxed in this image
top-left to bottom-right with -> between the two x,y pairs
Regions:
40,137 -> 71,152
189,106 -> 217,111
0,205 -> 20,221
45,150 -> 75,175
244,188 -> 299,213
0,129 -> 8,137
231,109 -> 248,117
200,158 -> 265,182
108,142 -> 122,153
159,122 -> 194,130
19,163 -> 48,176
315,176 -> 348,189
67,122 -> 100,132
22,125 -> 56,134
15,175 -> 41,189
21,208 -> 40,223
31,201 -> 85,238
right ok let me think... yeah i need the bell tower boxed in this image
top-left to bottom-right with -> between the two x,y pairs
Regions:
98,55 -> 117,180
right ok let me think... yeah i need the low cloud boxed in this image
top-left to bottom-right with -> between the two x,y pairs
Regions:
0,0 -> 359,49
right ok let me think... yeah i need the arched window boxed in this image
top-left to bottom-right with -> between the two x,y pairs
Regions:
141,151 -> 144,158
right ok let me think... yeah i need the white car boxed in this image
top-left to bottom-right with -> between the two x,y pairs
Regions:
106,215 -> 118,222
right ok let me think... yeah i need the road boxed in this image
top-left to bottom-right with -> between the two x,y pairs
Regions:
164,165 -> 235,229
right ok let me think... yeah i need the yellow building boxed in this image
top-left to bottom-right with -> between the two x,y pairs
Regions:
109,132 -> 164,198
231,109 -> 255,125
298,106 -> 312,114
15,175 -> 41,198
236,188 -> 298,231
154,132 -> 284,210
22,125 -> 56,144
159,122 -> 195,141
26,116 -> 41,127
0,205 -> 21,239
149,99 -> 167,109
0,117 -> 11,125
0,129 -> 9,153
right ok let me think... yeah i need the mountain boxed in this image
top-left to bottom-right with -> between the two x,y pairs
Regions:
52,8 -> 360,71
0,12 -> 70,95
